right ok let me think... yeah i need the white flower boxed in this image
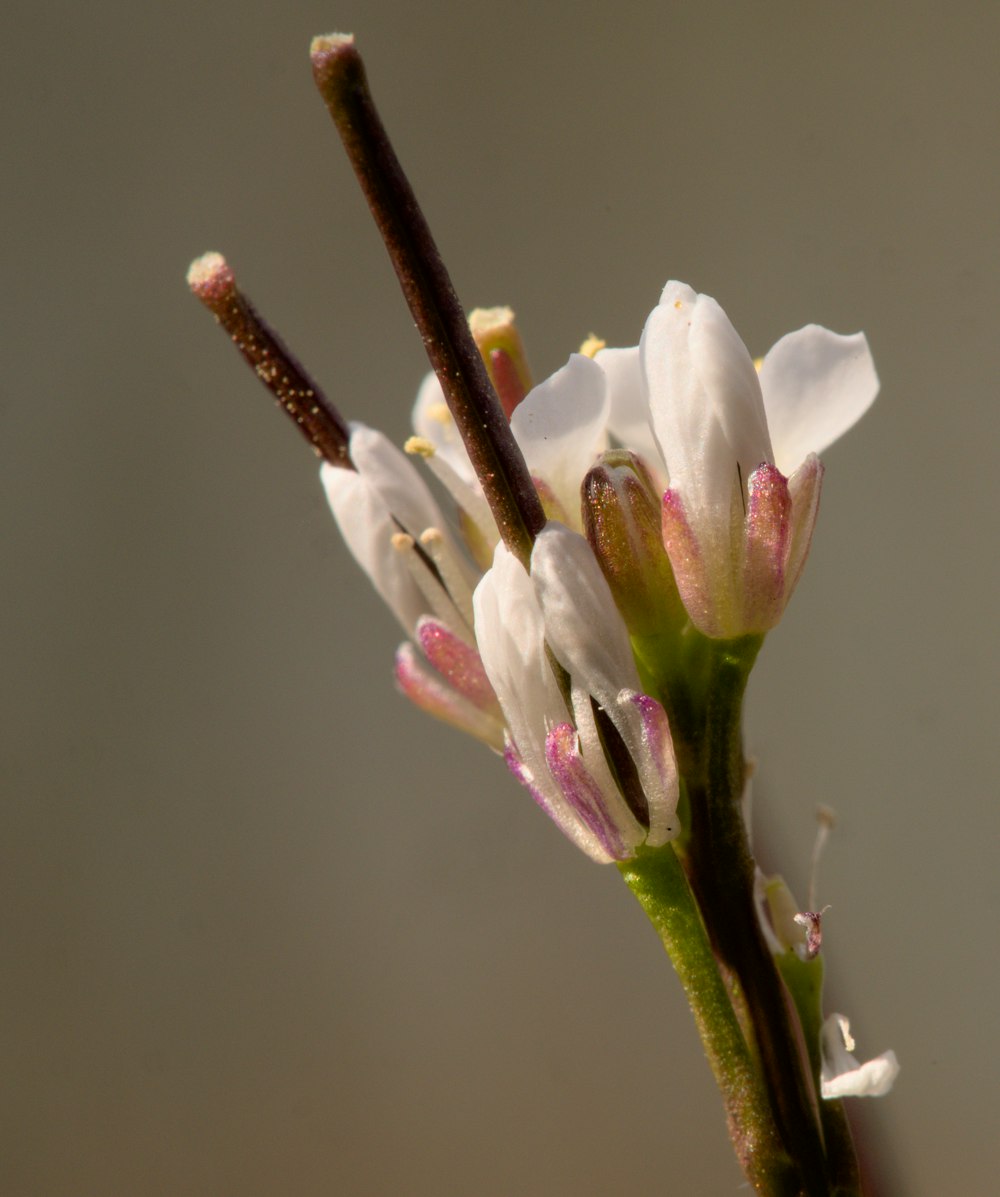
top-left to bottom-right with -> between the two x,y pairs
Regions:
322,423 -> 504,748
820,1013 -> 899,1099
601,281 -> 879,638
473,524 -> 679,862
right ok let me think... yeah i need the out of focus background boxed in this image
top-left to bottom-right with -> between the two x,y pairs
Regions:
5,3 -> 996,1193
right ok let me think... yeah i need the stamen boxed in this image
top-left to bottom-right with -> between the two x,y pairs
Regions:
187,253 -> 351,467
309,34 -> 545,567
390,533 -> 473,644
578,334 -> 606,358
791,805 -> 837,959
808,804 -> 836,911
419,528 -> 476,630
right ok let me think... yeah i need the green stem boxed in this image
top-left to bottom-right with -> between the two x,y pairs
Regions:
620,845 -> 800,1196
685,643 -> 832,1196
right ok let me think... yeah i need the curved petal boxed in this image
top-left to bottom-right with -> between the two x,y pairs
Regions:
348,423 -> 445,539
529,523 -> 642,703
510,354 -> 609,527
758,327 -> 879,474
472,543 -> 567,768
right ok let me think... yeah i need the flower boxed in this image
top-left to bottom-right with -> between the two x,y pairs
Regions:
474,523 -> 678,862
598,281 -> 880,638
321,422 -> 506,750
820,1013 -> 899,1099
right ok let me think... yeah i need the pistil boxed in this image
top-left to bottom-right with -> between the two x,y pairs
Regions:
310,34 -> 544,567
187,252 -> 351,468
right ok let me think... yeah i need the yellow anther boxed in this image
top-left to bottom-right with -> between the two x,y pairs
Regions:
405,435 -> 436,458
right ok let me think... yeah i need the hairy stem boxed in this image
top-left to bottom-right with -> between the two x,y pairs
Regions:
620,844 -> 800,1196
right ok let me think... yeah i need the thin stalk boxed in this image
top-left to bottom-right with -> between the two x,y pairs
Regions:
620,844 -> 799,1196
310,34 -> 545,567
776,952 -> 863,1195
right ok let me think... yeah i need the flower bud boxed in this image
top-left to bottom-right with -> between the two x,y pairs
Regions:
582,450 -> 686,637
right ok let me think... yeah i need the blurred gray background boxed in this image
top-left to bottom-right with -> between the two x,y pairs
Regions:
4,1 -> 996,1192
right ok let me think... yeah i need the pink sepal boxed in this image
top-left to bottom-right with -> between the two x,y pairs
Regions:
395,642 -> 504,749
742,463 -> 792,631
544,724 -> 637,860
617,691 -> 680,845
415,617 -> 500,715
785,454 -> 824,602
660,487 -> 719,635
502,740 -> 616,863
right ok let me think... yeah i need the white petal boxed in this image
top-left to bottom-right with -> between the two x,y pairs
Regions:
594,344 -> 666,479
529,523 -> 641,706
820,1013 -> 900,1099
348,423 -> 445,538
510,354 -> 609,526
758,326 -> 879,474
321,462 -> 427,634
472,543 -> 567,768
475,546 -> 614,856
641,282 -> 772,531
532,526 -> 679,846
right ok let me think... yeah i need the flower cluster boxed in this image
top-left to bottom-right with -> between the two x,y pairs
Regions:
189,36 -> 898,1185
322,280 -> 878,861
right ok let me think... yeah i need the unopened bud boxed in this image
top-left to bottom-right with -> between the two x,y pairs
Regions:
582,450 -> 685,636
